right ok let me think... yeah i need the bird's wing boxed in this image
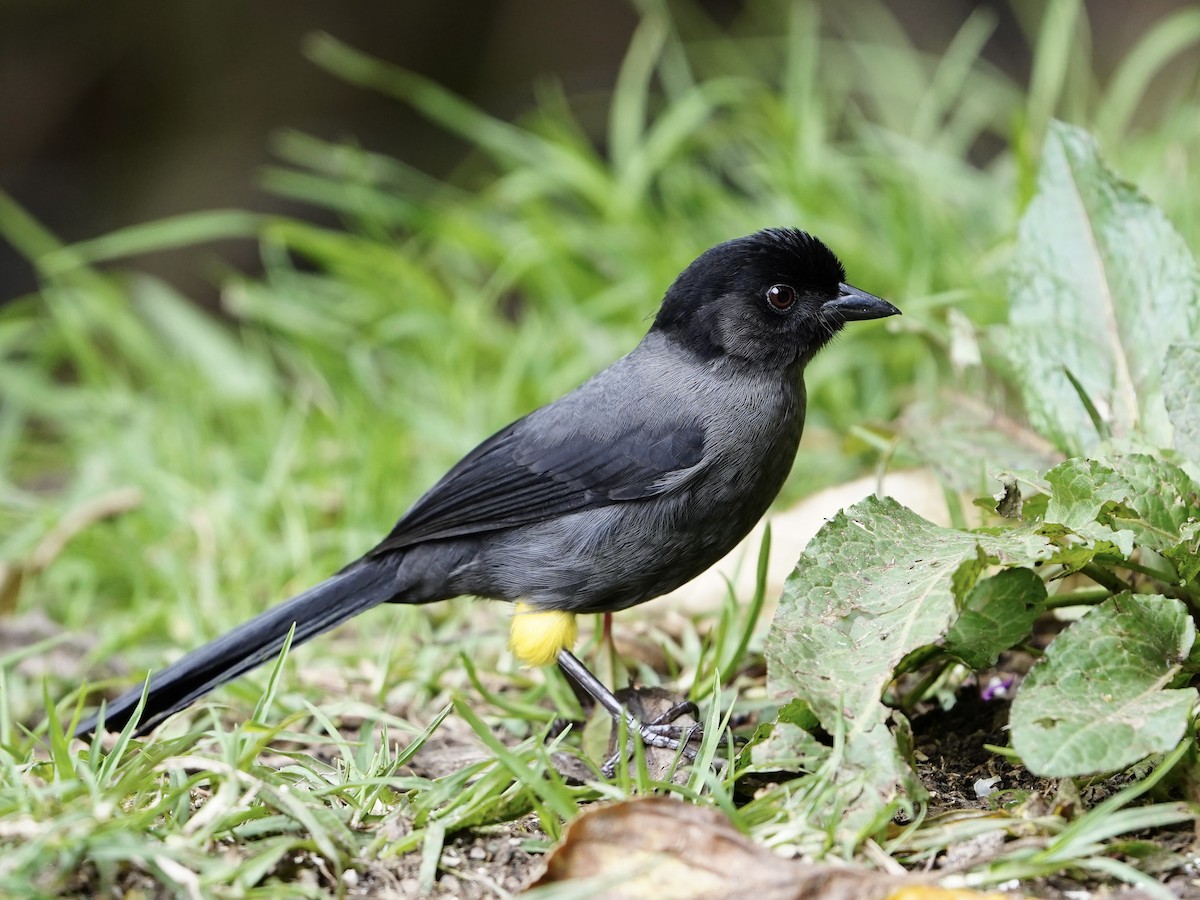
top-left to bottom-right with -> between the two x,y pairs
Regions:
370,412 -> 706,552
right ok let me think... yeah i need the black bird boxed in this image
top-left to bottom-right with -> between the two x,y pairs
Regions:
73,228 -> 899,750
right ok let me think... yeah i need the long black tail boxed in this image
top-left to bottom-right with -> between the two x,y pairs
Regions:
74,559 -> 399,739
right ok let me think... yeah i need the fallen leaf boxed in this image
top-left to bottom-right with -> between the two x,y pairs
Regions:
532,796 -> 1016,899
1,487 -> 142,615
29,487 -> 143,571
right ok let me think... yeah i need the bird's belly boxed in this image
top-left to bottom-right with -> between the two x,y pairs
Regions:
455,425 -> 799,613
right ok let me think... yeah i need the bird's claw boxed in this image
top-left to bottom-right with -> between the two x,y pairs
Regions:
599,701 -> 706,777
648,700 -> 700,727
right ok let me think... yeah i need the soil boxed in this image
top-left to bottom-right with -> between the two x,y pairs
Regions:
372,667 -> 1200,898
332,679 -> 1200,899
50,640 -> 1200,898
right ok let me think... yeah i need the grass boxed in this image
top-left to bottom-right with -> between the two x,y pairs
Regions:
2,0 -> 1199,895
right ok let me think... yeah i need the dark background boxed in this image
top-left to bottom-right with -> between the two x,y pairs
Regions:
0,0 -> 1190,305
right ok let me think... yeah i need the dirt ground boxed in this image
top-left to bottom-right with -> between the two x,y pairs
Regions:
329,681 -> 1200,899
29,613 -> 1200,898
370,665 -> 1200,899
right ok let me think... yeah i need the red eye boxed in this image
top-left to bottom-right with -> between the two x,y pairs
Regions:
766,284 -> 796,310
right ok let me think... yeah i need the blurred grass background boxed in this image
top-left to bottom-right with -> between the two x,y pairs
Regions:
2,0 -> 1199,730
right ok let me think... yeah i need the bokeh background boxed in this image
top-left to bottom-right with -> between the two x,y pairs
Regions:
3,0 -> 1196,306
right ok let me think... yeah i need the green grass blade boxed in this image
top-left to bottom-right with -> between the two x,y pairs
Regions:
1095,7 -> 1200,145
40,210 -> 263,277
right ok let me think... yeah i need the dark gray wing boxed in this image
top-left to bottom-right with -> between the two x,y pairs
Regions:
370,413 -> 706,553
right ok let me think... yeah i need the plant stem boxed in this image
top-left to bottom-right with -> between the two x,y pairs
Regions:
1094,554 -> 1178,585
1045,587 -> 1112,609
900,657 -> 951,710
1080,563 -> 1131,595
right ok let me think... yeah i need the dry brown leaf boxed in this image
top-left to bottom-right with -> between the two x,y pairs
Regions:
536,796 -> 866,898
30,487 -> 143,571
0,562 -> 23,615
0,487 -> 142,615
532,796 -> 1021,899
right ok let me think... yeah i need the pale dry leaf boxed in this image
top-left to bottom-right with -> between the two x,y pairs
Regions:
533,796 -> 1012,899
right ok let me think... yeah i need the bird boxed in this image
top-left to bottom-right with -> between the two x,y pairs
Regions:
72,228 -> 899,753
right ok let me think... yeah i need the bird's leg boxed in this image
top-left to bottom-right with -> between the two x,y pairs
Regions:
600,611 -> 616,685
592,617 -> 697,736
555,649 -> 703,766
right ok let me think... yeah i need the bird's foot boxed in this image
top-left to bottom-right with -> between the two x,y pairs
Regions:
555,649 -> 726,778
600,700 -> 705,778
637,700 -> 702,747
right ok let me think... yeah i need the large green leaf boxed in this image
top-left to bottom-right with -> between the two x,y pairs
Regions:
1044,453 -> 1200,584
1010,593 -> 1196,776
763,497 -> 1054,823
1005,121 -> 1200,455
944,567 -> 1047,669
1164,342 -> 1200,465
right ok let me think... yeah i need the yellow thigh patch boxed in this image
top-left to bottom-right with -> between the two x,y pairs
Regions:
509,602 -> 578,667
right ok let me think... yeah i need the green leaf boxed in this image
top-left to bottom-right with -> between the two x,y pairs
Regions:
1166,520 -> 1200,586
1044,457 -> 1137,556
1010,593 -> 1197,776
945,567 -> 1048,669
764,497 -> 1055,823
899,397 -> 1062,495
747,698 -> 828,772
1044,453 -> 1200,558
1044,457 -> 1131,529
1005,121 -> 1200,455
1102,453 -> 1200,553
1164,342 -> 1200,465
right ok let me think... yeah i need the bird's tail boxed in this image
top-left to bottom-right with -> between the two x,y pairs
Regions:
73,559 -> 399,739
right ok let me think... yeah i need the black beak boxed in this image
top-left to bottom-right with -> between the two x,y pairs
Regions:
823,283 -> 901,321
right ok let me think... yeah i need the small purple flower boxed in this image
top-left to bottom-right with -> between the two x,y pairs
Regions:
981,675 -> 1015,702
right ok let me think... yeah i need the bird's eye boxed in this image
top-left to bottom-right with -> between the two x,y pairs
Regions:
766,284 -> 796,311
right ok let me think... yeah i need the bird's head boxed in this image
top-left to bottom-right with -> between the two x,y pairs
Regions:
652,228 -> 900,369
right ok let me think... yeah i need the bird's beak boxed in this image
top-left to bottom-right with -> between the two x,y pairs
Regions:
824,283 -> 901,321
